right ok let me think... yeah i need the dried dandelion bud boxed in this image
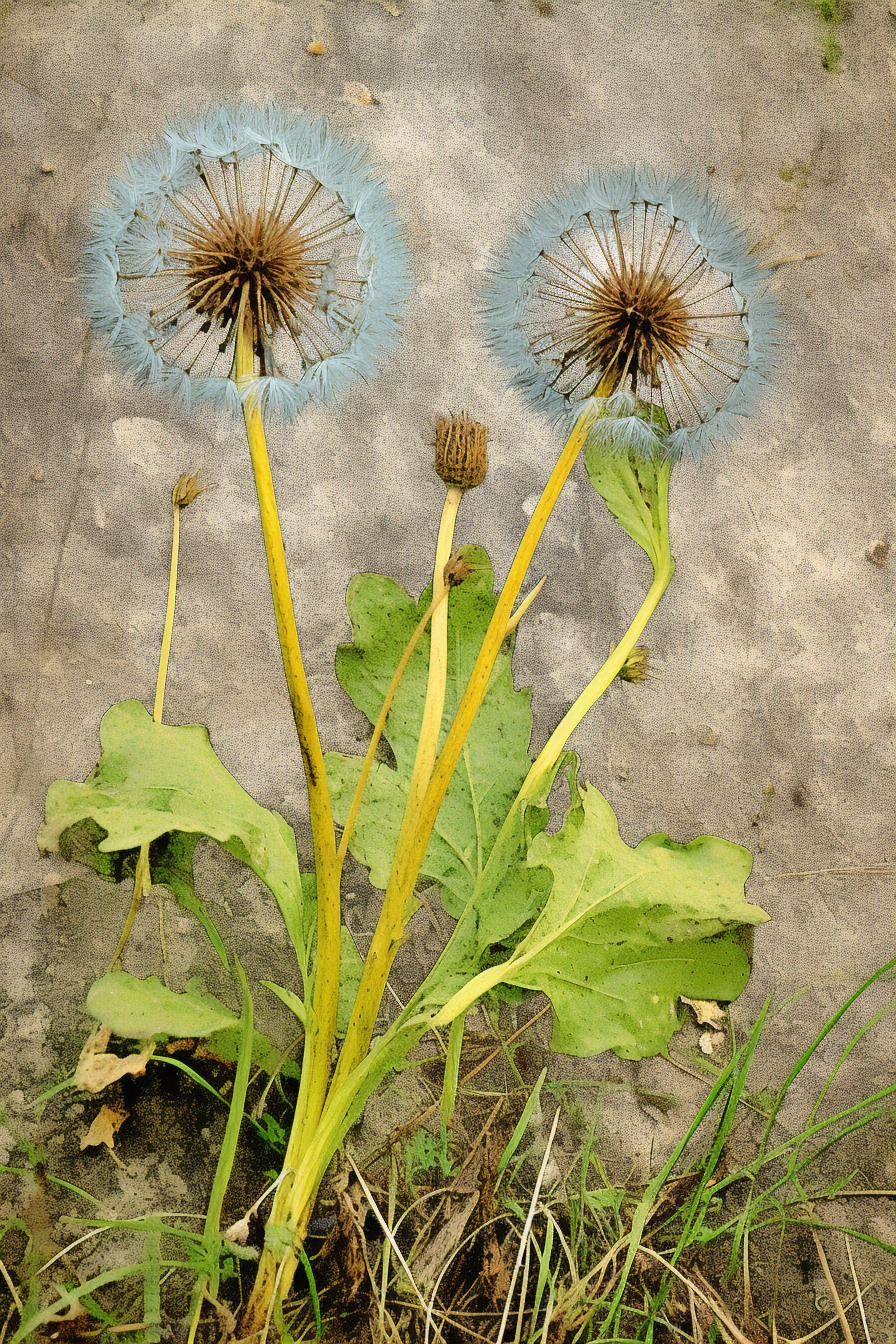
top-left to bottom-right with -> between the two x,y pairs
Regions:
611,641 -> 650,683
224,1214 -> 252,1246
443,551 -> 473,587
172,470 -> 204,508
434,414 -> 489,489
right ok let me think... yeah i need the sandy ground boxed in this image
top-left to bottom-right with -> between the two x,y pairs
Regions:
1,0 -> 895,1327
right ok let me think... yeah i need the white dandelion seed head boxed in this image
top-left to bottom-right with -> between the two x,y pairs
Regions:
483,165 -> 779,461
83,104 -> 412,420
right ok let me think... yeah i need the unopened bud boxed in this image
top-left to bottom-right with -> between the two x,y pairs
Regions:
172,470 -> 205,508
611,642 -> 650,683
434,414 -> 488,489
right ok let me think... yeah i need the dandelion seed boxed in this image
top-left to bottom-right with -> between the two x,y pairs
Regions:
83,104 -> 411,420
483,166 -> 778,459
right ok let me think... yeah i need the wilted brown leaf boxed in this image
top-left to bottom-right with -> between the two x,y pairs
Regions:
318,1172 -> 367,1304
74,1024 -> 154,1092
80,1104 -> 129,1151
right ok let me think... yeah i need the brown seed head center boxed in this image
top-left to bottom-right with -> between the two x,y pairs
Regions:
179,207 -> 320,337
583,267 -> 692,387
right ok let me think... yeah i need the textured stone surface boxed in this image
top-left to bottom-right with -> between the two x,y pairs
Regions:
1,0 -> 895,1320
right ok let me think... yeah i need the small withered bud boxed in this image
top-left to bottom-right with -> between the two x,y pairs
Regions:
443,551 -> 473,588
611,641 -> 650,684
434,414 -> 489,489
172,470 -> 205,509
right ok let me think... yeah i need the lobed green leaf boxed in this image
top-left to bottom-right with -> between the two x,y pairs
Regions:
498,774 -> 768,1059
39,699 -> 308,966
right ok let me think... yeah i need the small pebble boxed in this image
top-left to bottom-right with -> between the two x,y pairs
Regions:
344,81 -> 376,106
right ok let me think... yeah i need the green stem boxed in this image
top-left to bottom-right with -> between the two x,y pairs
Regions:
186,958 -> 253,1344
108,481 -> 187,972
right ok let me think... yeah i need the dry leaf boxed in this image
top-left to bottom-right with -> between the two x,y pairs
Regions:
318,1175 -> 367,1304
412,1189 -> 480,1289
75,1024 -> 154,1092
680,997 -> 726,1027
80,1104 -> 129,1151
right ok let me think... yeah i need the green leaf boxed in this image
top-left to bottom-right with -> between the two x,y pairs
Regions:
585,434 -> 671,574
39,700 -> 307,966
336,926 -> 364,1037
263,928 -> 362,1039
497,775 -> 768,1060
85,972 -> 239,1039
202,1023 -> 302,1081
262,981 -> 306,1027
324,547 -> 536,918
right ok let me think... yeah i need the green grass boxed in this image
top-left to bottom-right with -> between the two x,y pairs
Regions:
2,961 -> 894,1342
804,0 -> 847,70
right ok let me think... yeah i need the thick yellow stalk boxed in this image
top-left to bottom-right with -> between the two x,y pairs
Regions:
333,399 -> 600,1086
234,298 -> 340,1150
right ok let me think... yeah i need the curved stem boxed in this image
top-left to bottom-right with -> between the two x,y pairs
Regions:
520,555 -> 674,805
335,588 -> 449,869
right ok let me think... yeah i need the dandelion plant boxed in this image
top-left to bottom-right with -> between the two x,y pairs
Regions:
37,137 -> 779,1339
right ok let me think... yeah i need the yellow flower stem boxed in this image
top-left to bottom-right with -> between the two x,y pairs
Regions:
468,457 -> 673,913
404,484 -> 464,819
335,586 -> 450,868
106,847 -> 151,973
234,293 -> 340,1150
505,574 -> 547,636
107,482 -> 186,973
520,545 -> 674,807
153,497 -> 181,724
332,399 -> 601,1088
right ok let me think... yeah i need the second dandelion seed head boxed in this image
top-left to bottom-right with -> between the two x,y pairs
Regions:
483,167 -> 778,460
